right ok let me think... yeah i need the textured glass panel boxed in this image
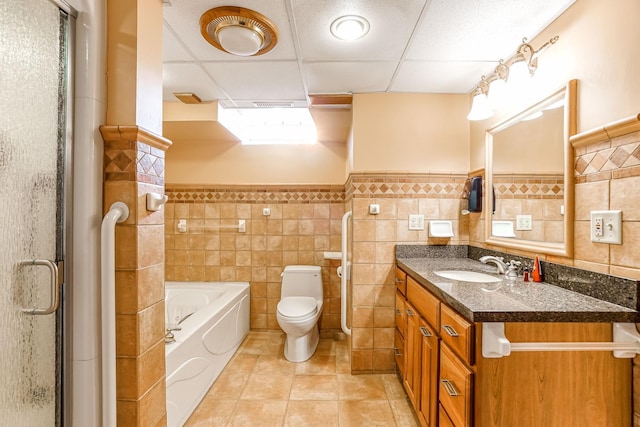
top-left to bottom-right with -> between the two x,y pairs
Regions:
0,0 -> 64,424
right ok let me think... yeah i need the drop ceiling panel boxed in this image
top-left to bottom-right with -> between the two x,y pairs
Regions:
202,61 -> 306,101
162,26 -> 193,62
303,61 -> 398,94
390,61 -> 498,94
162,0 -> 297,61
291,0 -> 428,61
162,63 -> 226,102
407,0 -> 576,61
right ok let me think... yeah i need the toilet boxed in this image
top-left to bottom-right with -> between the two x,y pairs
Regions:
276,265 -> 324,362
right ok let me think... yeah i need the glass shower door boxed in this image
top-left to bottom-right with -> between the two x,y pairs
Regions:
0,0 -> 70,425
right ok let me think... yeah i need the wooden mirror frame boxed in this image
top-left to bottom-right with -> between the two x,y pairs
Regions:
484,79 -> 577,257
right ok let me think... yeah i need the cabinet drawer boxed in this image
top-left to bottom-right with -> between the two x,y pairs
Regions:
394,328 -> 404,376
396,291 -> 407,338
440,304 -> 474,365
439,344 -> 473,427
396,268 -> 407,296
406,276 -> 439,329
439,404 -> 456,427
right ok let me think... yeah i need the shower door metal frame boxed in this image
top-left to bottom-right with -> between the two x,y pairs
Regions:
59,4 -> 76,427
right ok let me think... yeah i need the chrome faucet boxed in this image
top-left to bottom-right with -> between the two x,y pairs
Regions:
479,256 -> 508,274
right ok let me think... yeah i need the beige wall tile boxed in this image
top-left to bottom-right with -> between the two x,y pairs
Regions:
575,180 -> 610,220
611,222 -> 640,268
574,221 -> 610,264
611,176 -> 640,221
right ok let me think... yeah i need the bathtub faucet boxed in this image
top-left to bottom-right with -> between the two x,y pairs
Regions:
165,329 -> 176,345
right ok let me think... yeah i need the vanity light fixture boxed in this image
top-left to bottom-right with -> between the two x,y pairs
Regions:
330,15 -> 370,41
200,6 -> 278,56
467,35 -> 559,121
467,77 -> 493,121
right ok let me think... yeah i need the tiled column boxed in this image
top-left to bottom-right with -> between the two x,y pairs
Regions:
101,126 -> 171,426
104,0 -> 166,423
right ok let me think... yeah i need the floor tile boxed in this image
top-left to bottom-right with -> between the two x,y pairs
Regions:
338,400 -> 397,426
294,354 -> 337,375
184,399 -> 237,426
290,375 -> 339,400
337,374 -> 388,400
284,400 -> 339,426
381,373 -> 408,399
240,373 -> 294,400
227,400 -> 287,426
254,353 -> 296,375
186,331 -> 414,426
389,398 -> 420,426
206,370 -> 250,399
224,353 -> 259,373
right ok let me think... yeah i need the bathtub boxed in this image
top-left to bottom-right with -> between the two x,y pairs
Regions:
165,281 -> 250,427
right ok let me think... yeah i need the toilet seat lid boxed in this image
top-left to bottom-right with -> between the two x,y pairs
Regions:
277,297 -> 317,318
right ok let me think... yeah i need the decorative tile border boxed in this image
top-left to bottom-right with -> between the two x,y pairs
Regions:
575,130 -> 640,182
345,172 -> 468,200
493,173 -> 563,199
100,126 -> 168,185
165,184 -> 345,204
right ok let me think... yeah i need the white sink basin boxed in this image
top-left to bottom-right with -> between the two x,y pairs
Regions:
433,270 -> 501,283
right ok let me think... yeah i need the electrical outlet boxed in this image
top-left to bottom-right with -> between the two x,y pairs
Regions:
408,214 -> 425,231
590,210 -> 622,244
516,214 -> 532,231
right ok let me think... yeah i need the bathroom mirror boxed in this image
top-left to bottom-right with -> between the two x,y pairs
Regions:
484,80 -> 577,257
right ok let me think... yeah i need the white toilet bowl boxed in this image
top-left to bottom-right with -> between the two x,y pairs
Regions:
276,266 -> 324,362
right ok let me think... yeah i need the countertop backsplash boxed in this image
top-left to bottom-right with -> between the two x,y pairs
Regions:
396,244 -> 640,311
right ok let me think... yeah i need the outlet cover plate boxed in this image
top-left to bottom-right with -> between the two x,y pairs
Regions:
409,214 -> 425,230
516,214 -> 532,231
590,210 -> 622,244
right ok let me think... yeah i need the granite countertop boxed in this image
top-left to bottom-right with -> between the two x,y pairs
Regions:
396,257 -> 640,323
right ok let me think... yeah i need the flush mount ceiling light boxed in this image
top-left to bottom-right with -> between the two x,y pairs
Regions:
467,36 -> 559,121
200,6 -> 278,56
330,15 -> 370,41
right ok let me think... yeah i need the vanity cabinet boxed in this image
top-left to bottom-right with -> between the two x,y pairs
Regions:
395,267 -> 632,427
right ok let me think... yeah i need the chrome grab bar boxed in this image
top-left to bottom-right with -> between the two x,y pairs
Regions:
20,259 -> 60,315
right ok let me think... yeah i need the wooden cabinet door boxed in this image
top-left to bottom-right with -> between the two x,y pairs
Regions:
403,301 -> 422,408
394,328 -> 405,377
439,344 -> 473,427
417,318 -> 438,427
439,404 -> 456,427
396,291 -> 407,338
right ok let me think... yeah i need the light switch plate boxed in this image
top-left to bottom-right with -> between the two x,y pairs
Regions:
408,214 -> 425,230
590,210 -> 622,244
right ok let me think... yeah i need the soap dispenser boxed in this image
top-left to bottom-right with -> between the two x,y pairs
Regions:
506,260 -> 521,280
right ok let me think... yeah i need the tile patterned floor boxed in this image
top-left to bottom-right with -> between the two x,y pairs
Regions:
185,331 -> 419,427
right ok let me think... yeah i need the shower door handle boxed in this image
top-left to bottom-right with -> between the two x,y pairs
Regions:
20,259 -> 60,315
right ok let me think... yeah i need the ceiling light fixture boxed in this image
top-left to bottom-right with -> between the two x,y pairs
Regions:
467,36 -> 559,121
330,15 -> 370,41
200,6 -> 278,57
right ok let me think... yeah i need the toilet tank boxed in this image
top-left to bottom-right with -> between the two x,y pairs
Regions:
281,265 -> 323,300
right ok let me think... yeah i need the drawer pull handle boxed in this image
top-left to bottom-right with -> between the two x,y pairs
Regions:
406,309 -> 415,317
419,327 -> 432,337
443,325 -> 459,337
441,379 -> 459,396
395,278 -> 405,283
396,309 -> 402,315
394,347 -> 402,357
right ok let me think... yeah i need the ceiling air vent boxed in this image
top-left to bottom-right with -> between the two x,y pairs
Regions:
252,102 -> 295,108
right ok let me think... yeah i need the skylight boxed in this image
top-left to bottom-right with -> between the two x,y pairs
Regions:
218,106 -> 317,145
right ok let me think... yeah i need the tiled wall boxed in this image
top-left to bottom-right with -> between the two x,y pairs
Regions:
572,130 -> 640,426
164,185 -> 345,333
101,126 -> 170,427
493,173 -> 564,242
573,130 -> 640,279
346,173 -> 469,373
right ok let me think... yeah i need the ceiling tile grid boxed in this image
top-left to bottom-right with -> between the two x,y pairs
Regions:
161,0 -> 577,104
